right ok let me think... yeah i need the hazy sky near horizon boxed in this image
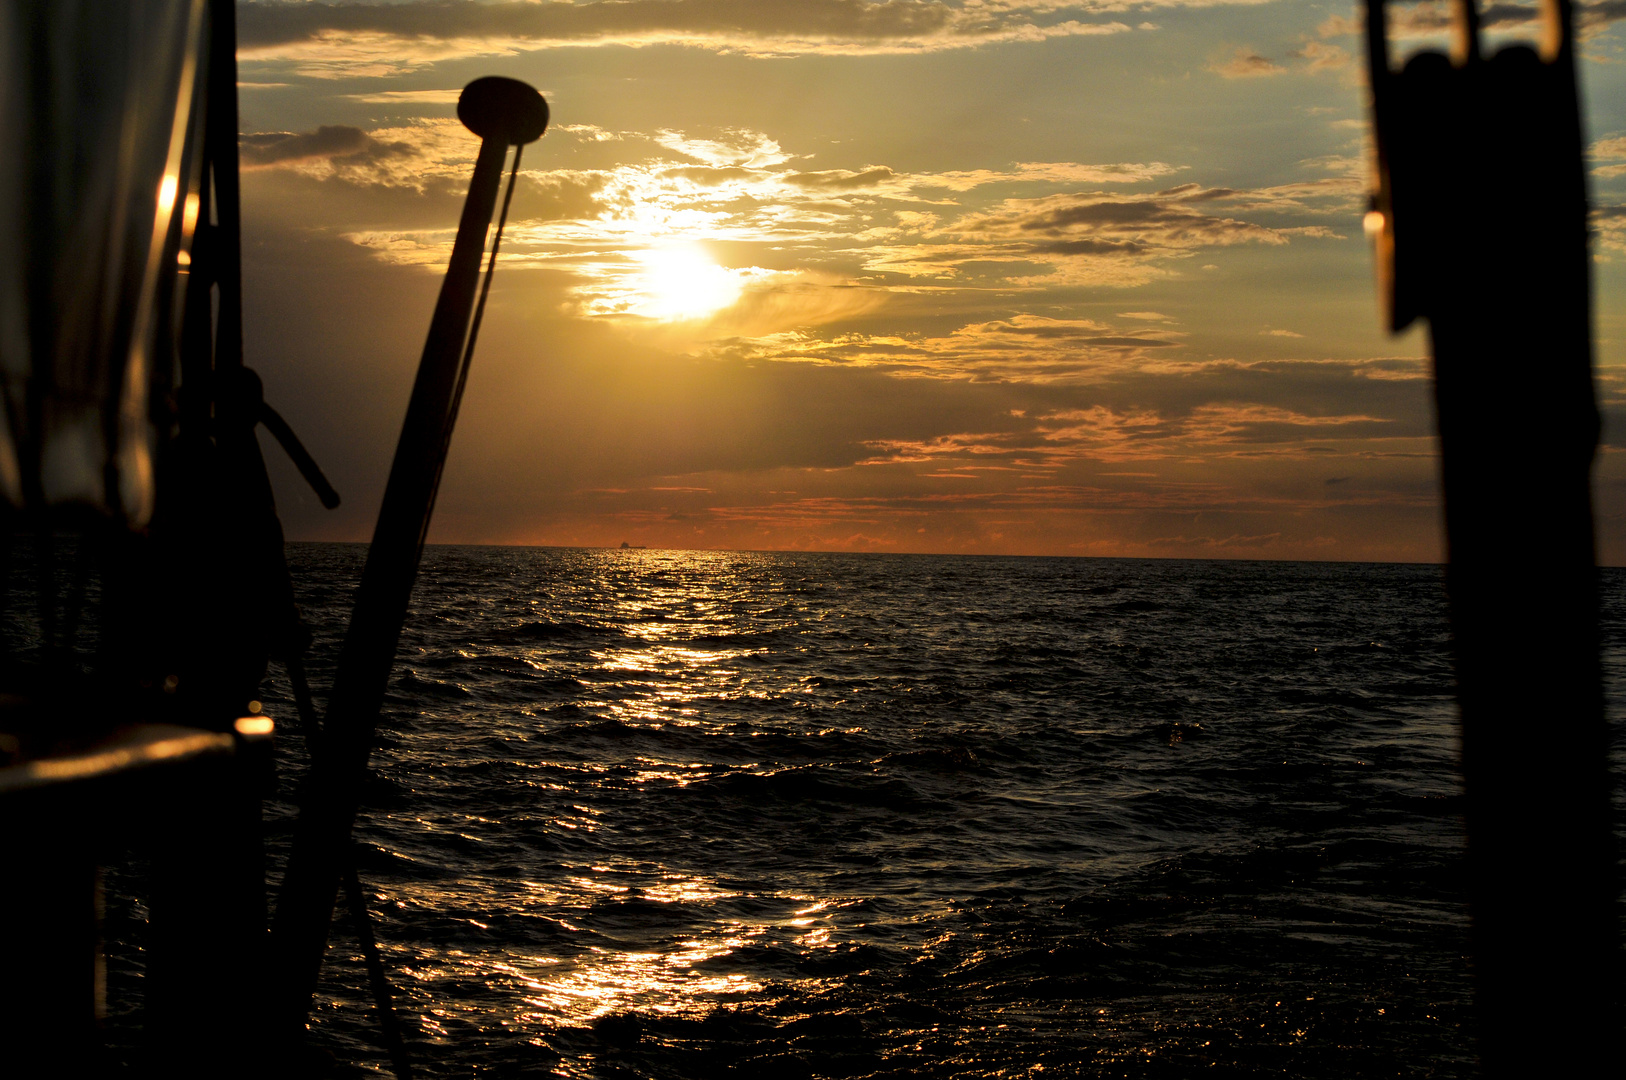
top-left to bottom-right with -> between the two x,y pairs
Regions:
236,0 -> 1626,561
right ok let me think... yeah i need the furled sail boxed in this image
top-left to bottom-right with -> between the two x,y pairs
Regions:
0,0 -> 208,524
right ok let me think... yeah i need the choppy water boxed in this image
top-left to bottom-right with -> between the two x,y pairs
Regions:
236,549 -> 1623,1075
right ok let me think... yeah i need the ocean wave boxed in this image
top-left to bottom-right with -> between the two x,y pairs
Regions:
221,545 -> 1613,1078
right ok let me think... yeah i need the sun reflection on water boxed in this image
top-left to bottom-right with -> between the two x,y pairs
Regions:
583,634 -> 763,729
274,545 -> 1476,1074
395,873 -> 801,1034
521,938 -> 763,1023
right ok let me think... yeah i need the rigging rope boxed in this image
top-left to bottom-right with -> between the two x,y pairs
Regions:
420,144 -> 525,555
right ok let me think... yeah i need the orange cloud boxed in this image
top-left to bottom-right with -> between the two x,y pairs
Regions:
238,0 -> 1139,75
1207,47 -> 1285,78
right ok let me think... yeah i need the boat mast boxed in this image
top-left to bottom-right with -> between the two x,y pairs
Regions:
271,77 -> 548,1036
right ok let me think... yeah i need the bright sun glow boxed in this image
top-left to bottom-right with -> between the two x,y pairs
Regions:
633,243 -> 741,320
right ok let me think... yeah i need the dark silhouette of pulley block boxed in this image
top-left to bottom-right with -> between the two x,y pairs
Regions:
1368,0 -> 1589,339
1363,2 -> 1618,1076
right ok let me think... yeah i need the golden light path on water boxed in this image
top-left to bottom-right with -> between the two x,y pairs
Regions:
381,587 -> 855,1043
279,546 -> 1479,1074
521,604 -> 823,1025
397,874 -> 840,1034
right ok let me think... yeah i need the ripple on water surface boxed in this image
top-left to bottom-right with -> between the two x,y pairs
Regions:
230,546 -> 1626,1077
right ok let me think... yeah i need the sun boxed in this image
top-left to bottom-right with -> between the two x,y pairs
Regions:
633,242 -> 741,321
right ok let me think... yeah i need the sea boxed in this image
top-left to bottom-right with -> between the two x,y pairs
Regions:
119,547 -> 1626,1074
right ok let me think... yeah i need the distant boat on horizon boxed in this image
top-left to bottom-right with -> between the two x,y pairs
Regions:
619,541 -> 647,550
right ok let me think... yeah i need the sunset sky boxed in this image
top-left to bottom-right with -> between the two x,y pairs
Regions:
233,0 -> 1626,562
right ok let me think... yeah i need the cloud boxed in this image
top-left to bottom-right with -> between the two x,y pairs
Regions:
1594,203 -> 1626,254
783,309 -> 1433,393
256,112 -> 1353,326
237,0 -> 1140,75
240,124 -> 416,169
1082,335 -> 1180,346
1320,1 -> 1626,44
243,117 -> 496,188
224,1 -> 1472,563
1029,400 -> 1402,463
1594,136 -> 1626,158
1593,136 -> 1626,178
345,89 -> 464,104
700,276 -> 890,337
917,161 -> 1186,191
556,124 -> 624,143
1031,238 -> 1151,255
1148,532 -> 1280,549
739,310 -> 1422,393
1587,0 -> 1626,31
785,167 -> 899,190
767,356 -> 1434,521
1208,47 -> 1285,78
949,185 -> 1296,275
240,213 -> 1444,559
654,129 -> 790,168
1291,40 -> 1350,72
742,313 -> 1204,380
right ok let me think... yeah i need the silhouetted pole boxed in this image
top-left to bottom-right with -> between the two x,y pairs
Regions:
1364,1 -> 1618,1074
144,4 -> 279,1072
272,77 -> 547,1032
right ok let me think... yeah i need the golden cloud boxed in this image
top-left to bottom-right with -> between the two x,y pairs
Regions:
238,0 -> 1142,76
1207,47 -> 1286,78
267,115 -> 1353,338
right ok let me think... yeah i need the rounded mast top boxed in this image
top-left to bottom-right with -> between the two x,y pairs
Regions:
457,77 -> 549,145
